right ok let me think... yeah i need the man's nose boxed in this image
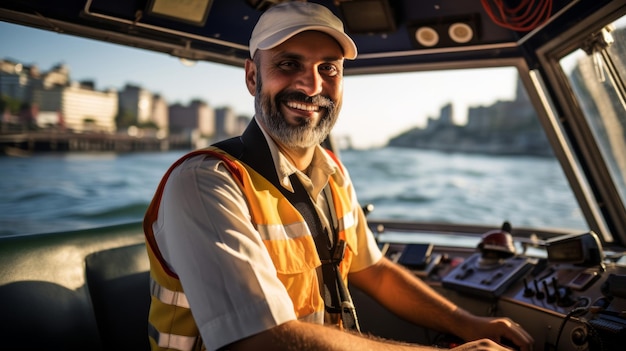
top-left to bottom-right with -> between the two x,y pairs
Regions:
295,66 -> 323,96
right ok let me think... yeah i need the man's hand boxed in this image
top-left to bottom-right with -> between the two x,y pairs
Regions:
456,316 -> 534,351
451,338 -> 520,351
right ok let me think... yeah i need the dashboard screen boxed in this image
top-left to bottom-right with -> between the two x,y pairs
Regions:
547,239 -> 583,263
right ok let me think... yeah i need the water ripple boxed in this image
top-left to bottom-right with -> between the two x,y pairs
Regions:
0,148 -> 586,236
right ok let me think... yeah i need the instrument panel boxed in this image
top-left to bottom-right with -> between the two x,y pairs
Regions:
381,231 -> 626,351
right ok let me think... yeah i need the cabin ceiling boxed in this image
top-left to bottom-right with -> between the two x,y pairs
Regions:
0,0 -> 600,72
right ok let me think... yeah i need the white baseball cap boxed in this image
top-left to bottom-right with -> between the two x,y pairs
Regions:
249,2 -> 357,60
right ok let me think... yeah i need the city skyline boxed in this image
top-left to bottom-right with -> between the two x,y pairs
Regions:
1,21 -> 519,148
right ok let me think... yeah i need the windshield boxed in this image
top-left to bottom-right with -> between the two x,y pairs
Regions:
0,22 -> 586,236
339,69 -> 585,231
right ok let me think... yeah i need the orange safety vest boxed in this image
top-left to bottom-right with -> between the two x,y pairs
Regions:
143,146 -> 358,351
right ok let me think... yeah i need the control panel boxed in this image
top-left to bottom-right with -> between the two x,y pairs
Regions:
382,229 -> 626,351
441,253 -> 537,298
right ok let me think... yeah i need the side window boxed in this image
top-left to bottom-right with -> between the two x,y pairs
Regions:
560,16 -> 626,208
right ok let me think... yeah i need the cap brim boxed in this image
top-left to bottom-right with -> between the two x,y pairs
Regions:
256,25 -> 357,60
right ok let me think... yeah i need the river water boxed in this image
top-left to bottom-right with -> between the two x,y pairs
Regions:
0,147 -> 587,237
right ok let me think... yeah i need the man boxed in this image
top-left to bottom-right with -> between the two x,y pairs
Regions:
143,2 -> 534,351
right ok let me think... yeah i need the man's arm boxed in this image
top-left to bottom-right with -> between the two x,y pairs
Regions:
226,319 -> 509,351
348,257 -> 534,351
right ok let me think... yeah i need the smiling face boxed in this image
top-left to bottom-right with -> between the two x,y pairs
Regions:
245,31 -> 345,150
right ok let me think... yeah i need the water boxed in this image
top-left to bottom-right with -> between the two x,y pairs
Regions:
341,148 -> 585,229
0,148 -> 586,237
0,151 -> 186,236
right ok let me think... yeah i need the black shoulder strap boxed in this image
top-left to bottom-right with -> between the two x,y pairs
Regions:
213,119 -> 327,245
213,119 -> 360,332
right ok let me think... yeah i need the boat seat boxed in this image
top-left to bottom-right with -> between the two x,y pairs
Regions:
85,243 -> 151,351
0,222 -> 150,351
0,221 -> 438,350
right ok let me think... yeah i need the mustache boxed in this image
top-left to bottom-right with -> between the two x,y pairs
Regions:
276,91 -> 334,109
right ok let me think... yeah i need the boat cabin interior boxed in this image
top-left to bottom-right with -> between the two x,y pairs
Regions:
1,0 -> 626,350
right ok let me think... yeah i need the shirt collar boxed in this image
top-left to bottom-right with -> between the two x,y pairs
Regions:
255,116 -> 346,193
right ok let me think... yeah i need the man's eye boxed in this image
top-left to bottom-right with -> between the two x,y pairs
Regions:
278,61 -> 299,70
320,64 -> 339,76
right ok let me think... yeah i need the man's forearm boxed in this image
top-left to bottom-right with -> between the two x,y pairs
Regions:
226,320 -> 442,351
346,258 -> 534,351
348,257 -> 469,337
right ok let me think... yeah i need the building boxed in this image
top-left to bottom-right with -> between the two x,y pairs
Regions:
214,106 -> 238,141
2,59 -> 117,132
118,84 -> 169,136
388,78 -> 550,155
32,81 -> 118,133
235,115 -> 251,134
151,94 -> 169,138
2,57 -> 251,144
0,60 -> 36,103
169,99 -> 214,137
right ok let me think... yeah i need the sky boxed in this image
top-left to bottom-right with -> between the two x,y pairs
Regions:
1,21 -> 519,149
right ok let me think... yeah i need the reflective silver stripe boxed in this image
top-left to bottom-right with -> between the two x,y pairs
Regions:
149,323 -> 197,351
151,279 -> 190,308
337,211 -> 355,232
298,310 -> 325,324
257,221 -> 311,240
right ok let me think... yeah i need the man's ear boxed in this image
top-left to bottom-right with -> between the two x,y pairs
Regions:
244,59 -> 257,96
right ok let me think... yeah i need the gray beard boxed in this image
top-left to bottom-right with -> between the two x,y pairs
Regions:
254,79 -> 340,149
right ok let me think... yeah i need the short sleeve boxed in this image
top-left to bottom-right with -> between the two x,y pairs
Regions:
347,195 -> 383,273
153,155 -> 297,350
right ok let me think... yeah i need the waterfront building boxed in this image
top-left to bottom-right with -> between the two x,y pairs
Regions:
2,57 -> 251,146
41,63 -> 70,88
169,99 -> 215,138
235,115 -> 251,135
2,59 -> 117,132
214,106 -> 238,141
388,78 -> 551,156
32,81 -> 118,133
0,60 -> 38,104
118,84 -> 168,135
151,94 -> 169,138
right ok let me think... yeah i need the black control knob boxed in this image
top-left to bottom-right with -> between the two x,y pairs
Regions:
557,288 -> 575,307
552,277 -> 575,307
543,280 -> 556,303
523,278 -> 534,297
534,279 -> 545,299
